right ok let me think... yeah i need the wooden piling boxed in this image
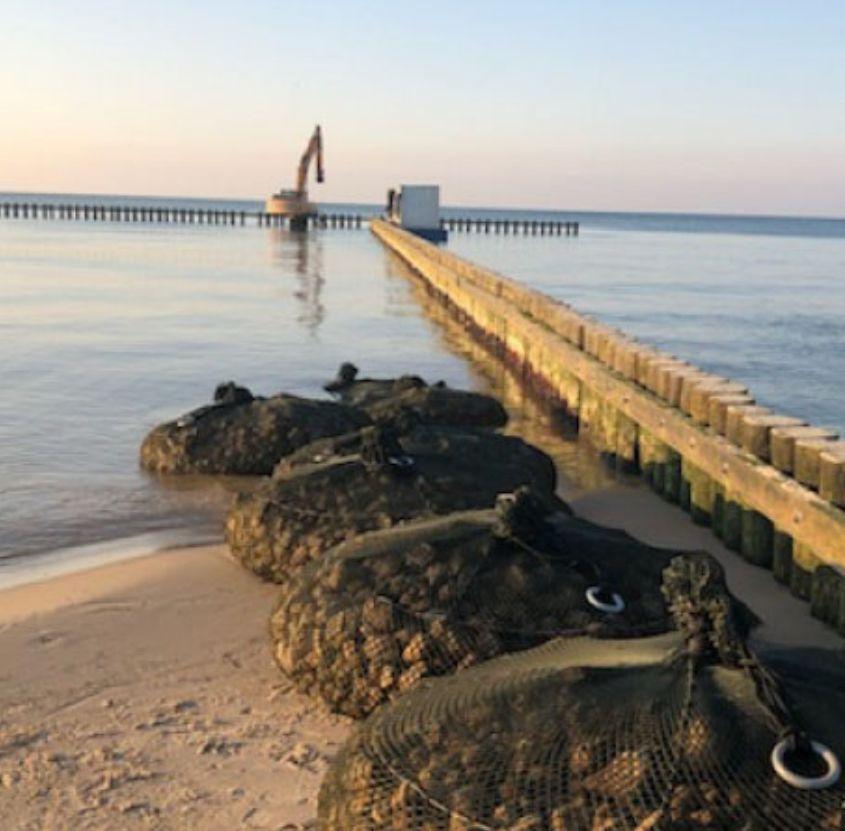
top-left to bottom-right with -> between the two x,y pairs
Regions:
370,217 -> 845,637
820,445 -> 845,508
795,438 -> 842,489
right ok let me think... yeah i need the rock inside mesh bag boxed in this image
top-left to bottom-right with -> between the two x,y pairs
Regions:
226,426 -> 559,583
319,554 -> 844,831
140,383 -> 371,475
270,487 -> 677,718
323,363 -> 508,428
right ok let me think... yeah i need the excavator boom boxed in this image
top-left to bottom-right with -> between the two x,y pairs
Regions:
296,125 -> 323,195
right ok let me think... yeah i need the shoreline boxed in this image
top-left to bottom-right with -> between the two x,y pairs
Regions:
0,527 -> 222,592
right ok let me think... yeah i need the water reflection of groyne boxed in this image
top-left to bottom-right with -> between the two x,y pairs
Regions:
382,254 -> 622,497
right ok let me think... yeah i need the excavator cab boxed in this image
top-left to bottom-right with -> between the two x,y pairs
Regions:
265,125 -> 324,219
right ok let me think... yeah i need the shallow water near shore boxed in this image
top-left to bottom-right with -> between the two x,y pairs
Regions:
0,219 -> 488,571
2,195 -> 844,580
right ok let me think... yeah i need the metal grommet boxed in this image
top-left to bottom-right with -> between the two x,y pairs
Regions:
771,738 -> 841,790
388,455 -> 415,471
585,586 -> 625,614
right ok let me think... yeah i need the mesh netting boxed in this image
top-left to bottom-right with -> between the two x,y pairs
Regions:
140,385 -> 370,475
323,363 -> 508,429
319,555 -> 844,830
273,424 -> 556,482
270,488 -> 676,717
225,427 -> 559,583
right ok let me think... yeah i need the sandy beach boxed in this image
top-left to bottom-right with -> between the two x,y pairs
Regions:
0,544 -> 350,831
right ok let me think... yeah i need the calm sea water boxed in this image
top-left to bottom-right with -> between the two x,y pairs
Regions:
447,217 -> 845,435
1,192 -> 843,580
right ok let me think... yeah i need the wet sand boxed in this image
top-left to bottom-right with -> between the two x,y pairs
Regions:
570,484 -> 844,652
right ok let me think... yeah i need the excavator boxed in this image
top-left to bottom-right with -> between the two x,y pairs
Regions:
265,125 -> 324,229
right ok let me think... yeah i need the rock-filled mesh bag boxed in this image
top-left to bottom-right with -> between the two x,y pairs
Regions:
323,363 -> 508,428
225,426 -> 559,583
319,554 -> 844,831
140,382 -> 371,475
269,487 -> 676,718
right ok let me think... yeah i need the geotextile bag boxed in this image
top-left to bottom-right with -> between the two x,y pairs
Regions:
269,488 -> 677,718
226,427 -> 559,583
318,554 -> 844,831
140,382 -> 370,475
324,363 -> 508,428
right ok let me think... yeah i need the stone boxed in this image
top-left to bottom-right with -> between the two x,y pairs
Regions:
323,363 -> 507,428
270,489 -> 677,718
226,426 -> 560,583
140,385 -> 370,475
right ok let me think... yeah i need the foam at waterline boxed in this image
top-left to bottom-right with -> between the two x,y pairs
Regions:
0,527 -> 220,591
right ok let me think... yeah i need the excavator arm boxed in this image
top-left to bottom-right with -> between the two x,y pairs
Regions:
296,125 -> 323,195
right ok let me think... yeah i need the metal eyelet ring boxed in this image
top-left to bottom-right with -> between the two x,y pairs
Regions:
771,738 -> 841,790
585,586 -> 625,614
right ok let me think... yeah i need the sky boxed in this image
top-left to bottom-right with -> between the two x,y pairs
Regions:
2,1 -> 844,215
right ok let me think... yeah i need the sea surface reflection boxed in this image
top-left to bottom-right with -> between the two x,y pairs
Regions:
1,219 -> 607,573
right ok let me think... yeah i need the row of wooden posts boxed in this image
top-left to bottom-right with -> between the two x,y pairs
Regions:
442,217 -> 579,235
0,202 -> 365,228
1,202 -> 580,236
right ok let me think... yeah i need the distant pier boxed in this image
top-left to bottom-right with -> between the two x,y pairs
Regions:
0,201 -> 366,229
1,201 -> 578,237
442,217 -> 579,236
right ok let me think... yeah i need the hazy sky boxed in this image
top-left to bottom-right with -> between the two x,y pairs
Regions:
2,1 -> 844,215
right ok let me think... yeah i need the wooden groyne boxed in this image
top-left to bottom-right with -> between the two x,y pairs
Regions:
1,202 -> 579,237
371,218 -> 845,635
0,201 -> 367,229
442,217 -> 579,236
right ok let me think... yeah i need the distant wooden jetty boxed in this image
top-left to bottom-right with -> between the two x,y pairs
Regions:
1,201 -> 578,237
443,217 -> 579,236
0,201 -> 365,229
